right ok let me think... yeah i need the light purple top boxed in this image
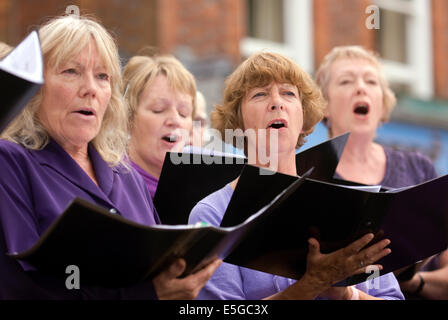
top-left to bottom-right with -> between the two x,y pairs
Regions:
131,160 -> 159,199
189,184 -> 405,300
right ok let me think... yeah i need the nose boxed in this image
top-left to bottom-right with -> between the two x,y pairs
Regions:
269,89 -> 284,111
165,107 -> 182,127
79,72 -> 97,98
355,79 -> 367,95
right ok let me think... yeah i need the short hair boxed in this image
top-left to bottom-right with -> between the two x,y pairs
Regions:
122,54 -> 197,131
315,45 -> 396,123
0,41 -> 12,59
211,51 -> 326,148
1,15 -> 127,167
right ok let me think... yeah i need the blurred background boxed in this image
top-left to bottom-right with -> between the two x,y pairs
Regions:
1,0 -> 448,175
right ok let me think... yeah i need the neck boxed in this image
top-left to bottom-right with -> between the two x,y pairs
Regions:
61,143 -> 90,166
340,133 -> 376,163
334,132 -> 387,185
248,148 -> 297,176
129,147 -> 161,180
59,141 -> 98,185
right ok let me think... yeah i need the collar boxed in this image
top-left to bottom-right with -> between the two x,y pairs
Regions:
32,139 -> 115,199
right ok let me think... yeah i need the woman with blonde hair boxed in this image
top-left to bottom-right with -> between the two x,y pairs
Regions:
123,54 -> 197,198
0,14 -> 220,299
315,45 -> 436,188
189,51 -> 403,300
315,45 -> 440,299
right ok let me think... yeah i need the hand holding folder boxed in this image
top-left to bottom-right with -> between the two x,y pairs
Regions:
11,168 -> 313,288
220,165 -> 448,285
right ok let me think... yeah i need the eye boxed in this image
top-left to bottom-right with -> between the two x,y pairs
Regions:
340,79 -> 352,85
150,105 -> 164,113
367,79 -> 378,85
284,91 -> 296,96
63,68 -> 78,75
252,91 -> 266,98
97,73 -> 109,81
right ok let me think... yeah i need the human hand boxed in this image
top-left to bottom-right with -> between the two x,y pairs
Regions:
318,286 -> 352,300
153,258 -> 222,300
399,272 -> 423,294
303,233 -> 391,290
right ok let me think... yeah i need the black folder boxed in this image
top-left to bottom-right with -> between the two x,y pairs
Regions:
0,30 -> 43,133
11,168 -> 312,288
220,165 -> 448,285
154,132 -> 349,225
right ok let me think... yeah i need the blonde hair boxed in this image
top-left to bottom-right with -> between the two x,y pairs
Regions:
212,51 -> 326,148
0,41 -> 12,58
122,54 -> 197,131
315,45 -> 396,124
1,15 -> 127,167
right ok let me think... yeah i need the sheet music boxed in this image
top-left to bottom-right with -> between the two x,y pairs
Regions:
0,31 -> 44,84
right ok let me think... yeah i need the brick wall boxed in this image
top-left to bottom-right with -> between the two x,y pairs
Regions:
433,0 -> 448,100
157,0 -> 243,64
313,0 -> 374,71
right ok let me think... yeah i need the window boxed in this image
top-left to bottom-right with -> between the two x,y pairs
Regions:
247,0 -> 284,43
242,0 -> 314,73
373,0 -> 433,99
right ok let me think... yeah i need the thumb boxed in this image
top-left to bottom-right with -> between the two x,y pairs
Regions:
308,238 -> 321,256
166,258 -> 187,279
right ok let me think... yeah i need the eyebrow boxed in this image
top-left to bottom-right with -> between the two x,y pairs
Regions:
62,59 -> 107,71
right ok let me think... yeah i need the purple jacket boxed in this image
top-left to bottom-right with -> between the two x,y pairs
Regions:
0,139 -> 160,299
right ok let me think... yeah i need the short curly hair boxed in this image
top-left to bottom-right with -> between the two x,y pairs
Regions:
211,51 -> 326,148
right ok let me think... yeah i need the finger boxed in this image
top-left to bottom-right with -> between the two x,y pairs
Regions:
353,264 -> 383,275
365,248 -> 391,265
307,238 -> 321,256
360,239 -> 391,264
188,259 -> 222,286
344,233 -> 375,255
363,238 -> 391,253
162,258 -> 187,279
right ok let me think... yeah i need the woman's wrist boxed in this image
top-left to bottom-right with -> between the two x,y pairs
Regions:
348,286 -> 359,300
412,273 -> 425,295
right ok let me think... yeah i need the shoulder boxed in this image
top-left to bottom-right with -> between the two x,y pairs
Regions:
188,184 -> 233,226
0,139 -> 33,170
384,146 -> 437,186
113,162 -> 153,196
112,163 -> 161,224
0,139 -> 29,157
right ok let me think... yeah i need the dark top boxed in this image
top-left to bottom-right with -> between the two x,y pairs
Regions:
334,146 -> 437,188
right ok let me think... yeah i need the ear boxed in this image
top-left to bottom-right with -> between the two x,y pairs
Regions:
324,106 -> 330,118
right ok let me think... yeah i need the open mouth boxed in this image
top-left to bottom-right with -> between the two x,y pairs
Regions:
74,109 -> 95,116
162,135 -> 178,143
353,104 -> 369,115
267,119 -> 287,129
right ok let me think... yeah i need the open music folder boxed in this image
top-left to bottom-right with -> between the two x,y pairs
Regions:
154,132 -> 349,225
220,165 -> 448,285
10,168 -> 313,288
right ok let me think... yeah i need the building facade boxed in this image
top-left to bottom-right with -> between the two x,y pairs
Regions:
2,0 -> 448,172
